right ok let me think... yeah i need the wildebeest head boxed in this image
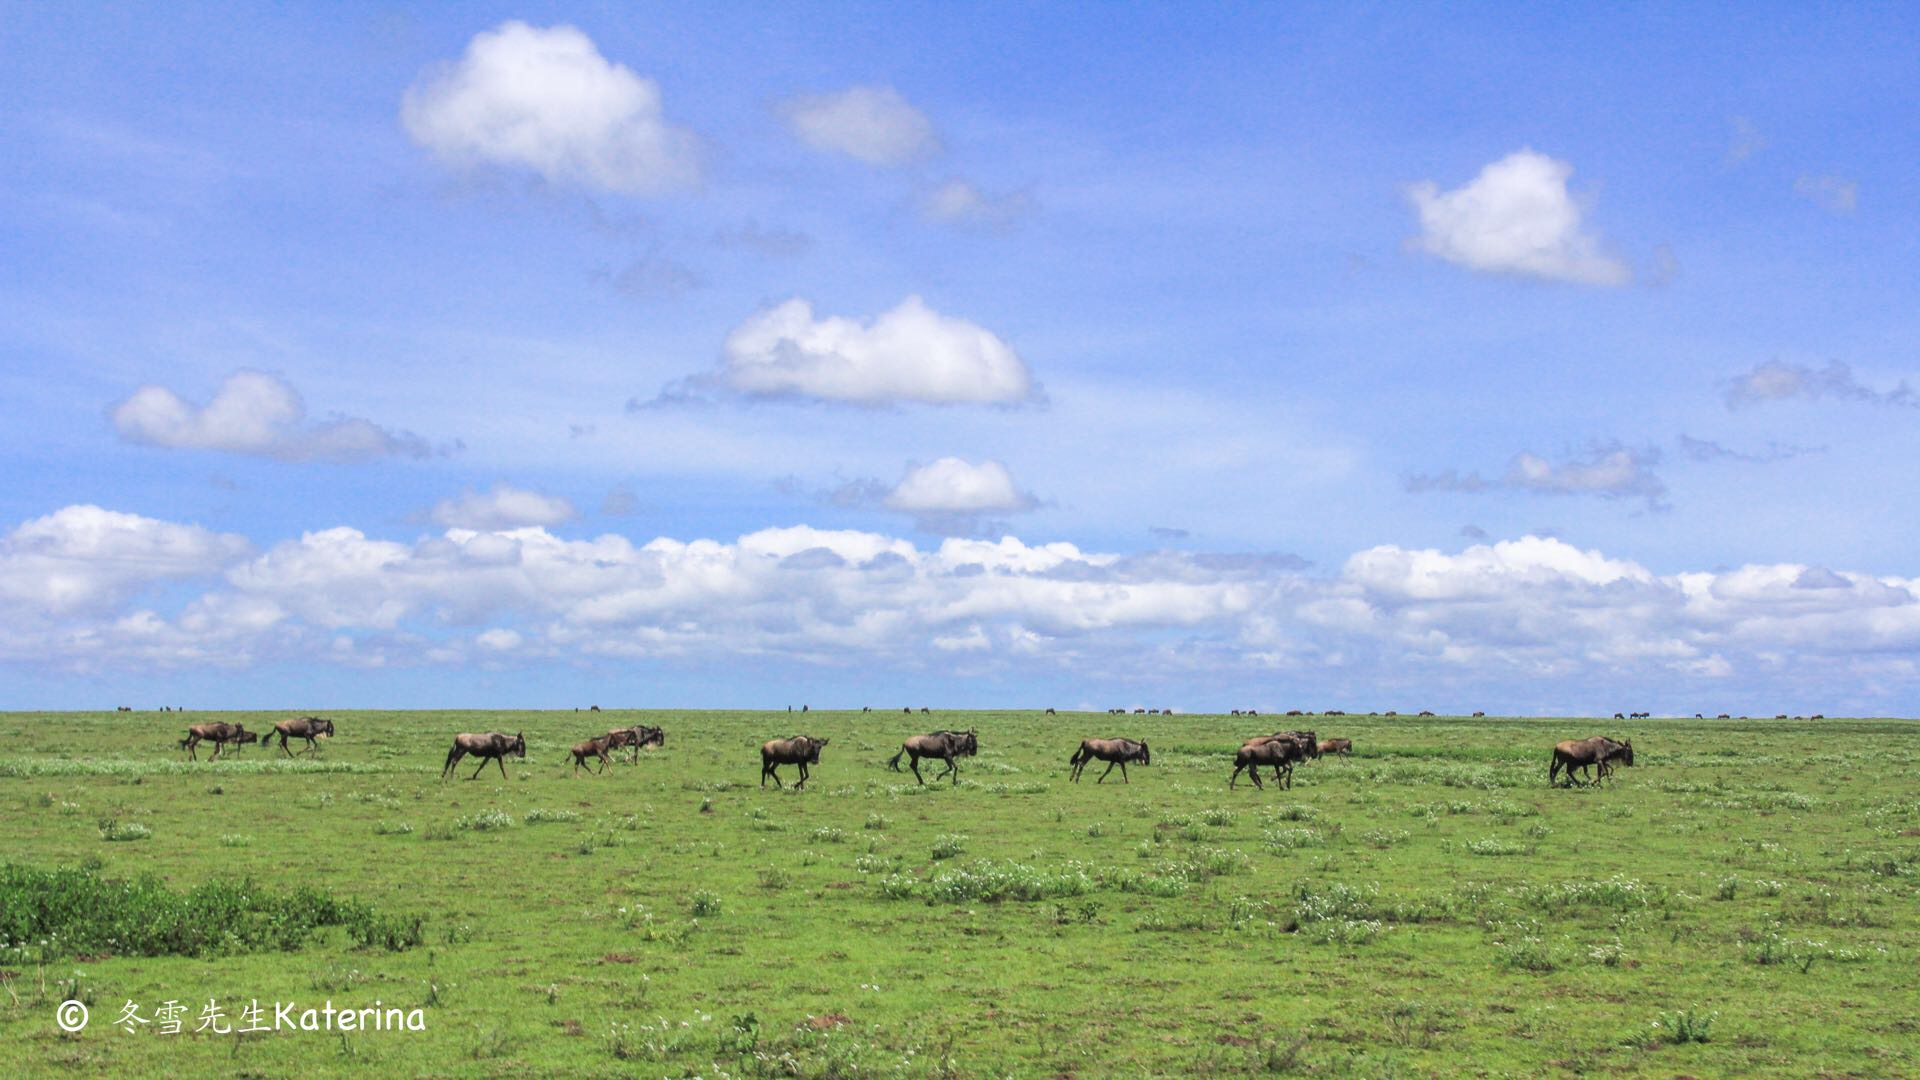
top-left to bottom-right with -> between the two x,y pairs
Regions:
313,717 -> 336,738
1137,740 -> 1150,765
807,736 -> 828,762
231,725 -> 257,747
511,732 -> 526,758
1612,738 -> 1634,768
959,729 -> 978,756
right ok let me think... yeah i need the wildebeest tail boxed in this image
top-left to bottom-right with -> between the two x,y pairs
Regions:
886,748 -> 905,771
1068,744 -> 1089,767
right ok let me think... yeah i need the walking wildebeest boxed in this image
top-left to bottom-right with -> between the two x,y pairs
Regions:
271,716 -> 335,757
1067,738 -> 1150,783
180,722 -> 253,760
1045,707 -> 1056,715
1230,736 -> 1309,789
886,729 -> 977,785
1238,731 -> 1316,782
606,724 -> 665,763
760,736 -> 828,789
570,734 -> 616,776
1549,736 -> 1634,787
441,732 -> 526,780
1318,738 -> 1353,756
590,705 -> 601,711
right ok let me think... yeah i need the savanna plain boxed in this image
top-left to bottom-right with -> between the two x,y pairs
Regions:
1,709 -> 1916,1078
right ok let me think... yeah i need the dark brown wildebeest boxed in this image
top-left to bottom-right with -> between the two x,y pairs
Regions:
1549,736 -> 1633,787
1045,707 -> 1056,715
1230,736 -> 1308,789
1812,713 -> 1825,720
590,705 -> 601,711
1418,710 -> 1435,717
180,722 -> 252,760
760,735 -> 828,789
886,729 -> 977,785
1472,710 -> 1486,717
606,724 -> 665,764
569,734 -> 616,776
442,732 -> 525,780
920,707 -> 931,714
1068,738 -> 1150,783
271,716 -> 335,757
1319,738 -> 1353,756
1717,713 -> 1731,719
1237,730 -> 1316,783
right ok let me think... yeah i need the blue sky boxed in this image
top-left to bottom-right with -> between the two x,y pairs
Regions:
3,3 -> 1918,713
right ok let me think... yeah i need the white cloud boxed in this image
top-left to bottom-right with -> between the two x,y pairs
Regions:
402,21 -> 699,194
1794,174 -> 1857,214
1408,149 -> 1631,285
427,484 -> 577,530
1406,444 -> 1667,509
15,503 -> 1920,711
885,458 -> 1035,514
1727,116 -> 1766,164
923,179 -> 1030,229
780,85 -> 937,166
715,295 -> 1035,405
0,505 -> 248,615
112,371 -> 431,462
1724,360 -> 1916,410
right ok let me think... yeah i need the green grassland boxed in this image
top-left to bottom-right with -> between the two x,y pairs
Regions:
1,709 -> 1916,1078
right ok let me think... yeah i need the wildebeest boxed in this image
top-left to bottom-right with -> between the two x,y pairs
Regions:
180,722 -> 253,760
1319,737 -> 1353,756
1472,711 -> 1486,717
886,729 -> 977,784
1067,738 -> 1150,783
760,735 -> 828,789
1045,707 -> 1056,715
606,724 -> 665,763
1230,736 -> 1308,789
920,707 -> 931,714
442,732 -> 525,780
590,705 -> 601,712
271,716 -> 335,757
569,734 -> 616,776
1717,713 -> 1731,719
1549,736 -> 1634,787
1418,710 -> 1435,717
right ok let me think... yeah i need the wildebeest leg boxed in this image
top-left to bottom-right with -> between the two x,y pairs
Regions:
1096,759 -> 1118,783
468,754 -> 493,780
305,735 -> 320,756
442,746 -> 464,778
909,753 -> 925,785
765,764 -> 781,788
278,733 -> 295,759
1119,760 -> 1130,783
1281,763 -> 1292,790
495,754 -> 509,779
796,761 -> 809,789
1548,753 -> 1559,787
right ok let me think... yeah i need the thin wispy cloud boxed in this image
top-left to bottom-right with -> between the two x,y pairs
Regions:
779,85 -> 938,166
1723,360 -> 1917,410
1407,443 -> 1667,510
1794,174 -> 1858,214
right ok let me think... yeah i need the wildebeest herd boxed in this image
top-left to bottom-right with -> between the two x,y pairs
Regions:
170,711 -> 1641,790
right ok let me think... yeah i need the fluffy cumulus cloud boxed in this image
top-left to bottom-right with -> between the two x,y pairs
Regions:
402,21 -> 700,194
112,371 -> 432,462
711,295 -> 1035,405
13,504 -> 1920,711
0,505 -> 249,616
779,85 -> 937,166
1407,149 -> 1631,286
1406,443 -> 1667,509
885,458 -> 1035,515
427,484 -> 576,530
1723,360 -> 1916,410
